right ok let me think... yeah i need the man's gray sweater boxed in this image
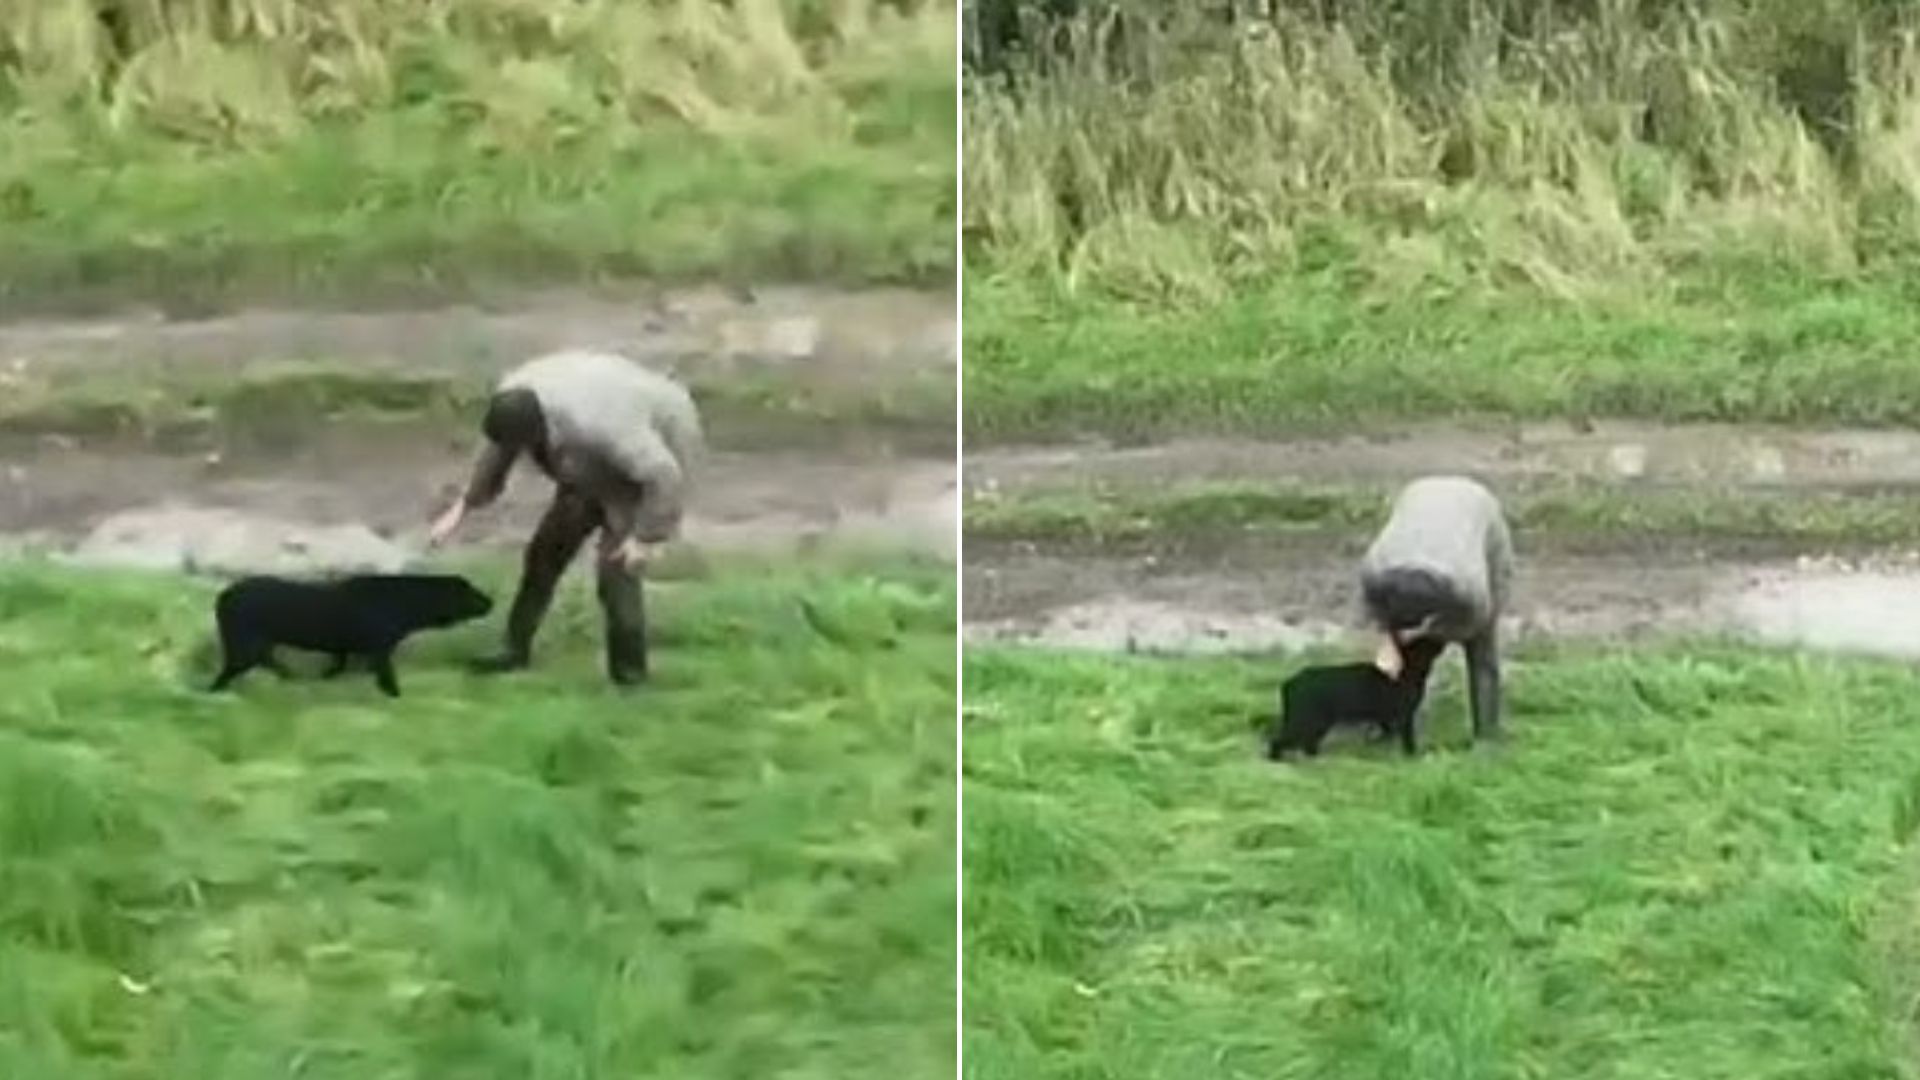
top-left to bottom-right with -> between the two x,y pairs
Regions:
461,350 -> 704,544
1359,476 -> 1512,637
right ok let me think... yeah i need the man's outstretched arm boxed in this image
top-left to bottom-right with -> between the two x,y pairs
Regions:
430,441 -> 518,547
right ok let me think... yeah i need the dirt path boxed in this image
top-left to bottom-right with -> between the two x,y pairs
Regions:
0,287 -> 955,565
965,423 -> 1920,657
0,284 -> 954,391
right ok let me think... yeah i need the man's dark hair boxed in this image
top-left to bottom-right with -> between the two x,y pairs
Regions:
1362,566 -> 1474,634
482,387 -> 545,450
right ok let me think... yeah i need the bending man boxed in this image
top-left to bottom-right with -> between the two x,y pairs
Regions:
1358,475 -> 1513,742
428,349 -> 704,685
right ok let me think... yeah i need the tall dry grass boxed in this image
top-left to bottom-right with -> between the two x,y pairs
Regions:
964,1 -> 1920,302
2,0 -> 950,148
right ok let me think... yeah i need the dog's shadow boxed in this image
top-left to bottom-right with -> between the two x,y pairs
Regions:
180,625 -> 499,695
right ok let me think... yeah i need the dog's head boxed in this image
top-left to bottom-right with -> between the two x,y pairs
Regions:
357,573 -> 494,627
1392,634 -> 1448,683
427,575 -> 494,625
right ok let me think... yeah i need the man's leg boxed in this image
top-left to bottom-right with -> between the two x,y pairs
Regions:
473,492 -> 596,673
1464,628 -> 1503,742
596,554 -> 648,685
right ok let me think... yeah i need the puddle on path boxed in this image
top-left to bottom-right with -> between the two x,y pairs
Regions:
965,551 -> 1920,659
1731,572 -> 1920,659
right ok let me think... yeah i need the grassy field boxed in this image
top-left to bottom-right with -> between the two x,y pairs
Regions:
0,557 -> 954,1078
0,0 -> 955,309
964,270 -> 1920,444
963,2 -> 1920,443
965,480 -> 1920,553
964,643 -> 1920,1078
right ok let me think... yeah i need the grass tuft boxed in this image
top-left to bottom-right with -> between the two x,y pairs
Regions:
0,360 -> 956,453
966,479 -> 1920,552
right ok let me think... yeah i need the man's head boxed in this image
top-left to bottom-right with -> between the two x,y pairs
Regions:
1362,566 -> 1471,640
482,387 -> 546,453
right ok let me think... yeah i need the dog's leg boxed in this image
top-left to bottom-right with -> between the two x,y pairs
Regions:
208,631 -> 265,692
369,652 -> 401,698
208,657 -> 253,692
1398,712 -> 1419,756
1296,719 -> 1327,758
1465,628 -> 1503,742
475,493 -> 595,674
323,654 -> 351,678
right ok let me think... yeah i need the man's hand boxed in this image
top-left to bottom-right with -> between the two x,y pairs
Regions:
1377,614 -> 1438,680
428,502 -> 466,548
1373,634 -> 1405,679
599,534 -> 655,571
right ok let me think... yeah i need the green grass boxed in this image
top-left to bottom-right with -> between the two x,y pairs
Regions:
0,557 -> 954,1077
0,115 -> 954,310
963,269 -> 1920,445
965,480 -> 1920,552
964,643 -> 1920,1078
0,0 -> 955,309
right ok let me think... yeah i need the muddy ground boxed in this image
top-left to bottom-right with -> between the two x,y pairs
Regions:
965,424 -> 1920,659
0,286 -> 956,568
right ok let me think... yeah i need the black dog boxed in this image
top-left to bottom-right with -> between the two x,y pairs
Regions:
208,573 -> 493,698
1266,636 -> 1447,759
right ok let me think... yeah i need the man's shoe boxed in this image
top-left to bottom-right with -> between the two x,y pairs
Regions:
607,654 -> 649,687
